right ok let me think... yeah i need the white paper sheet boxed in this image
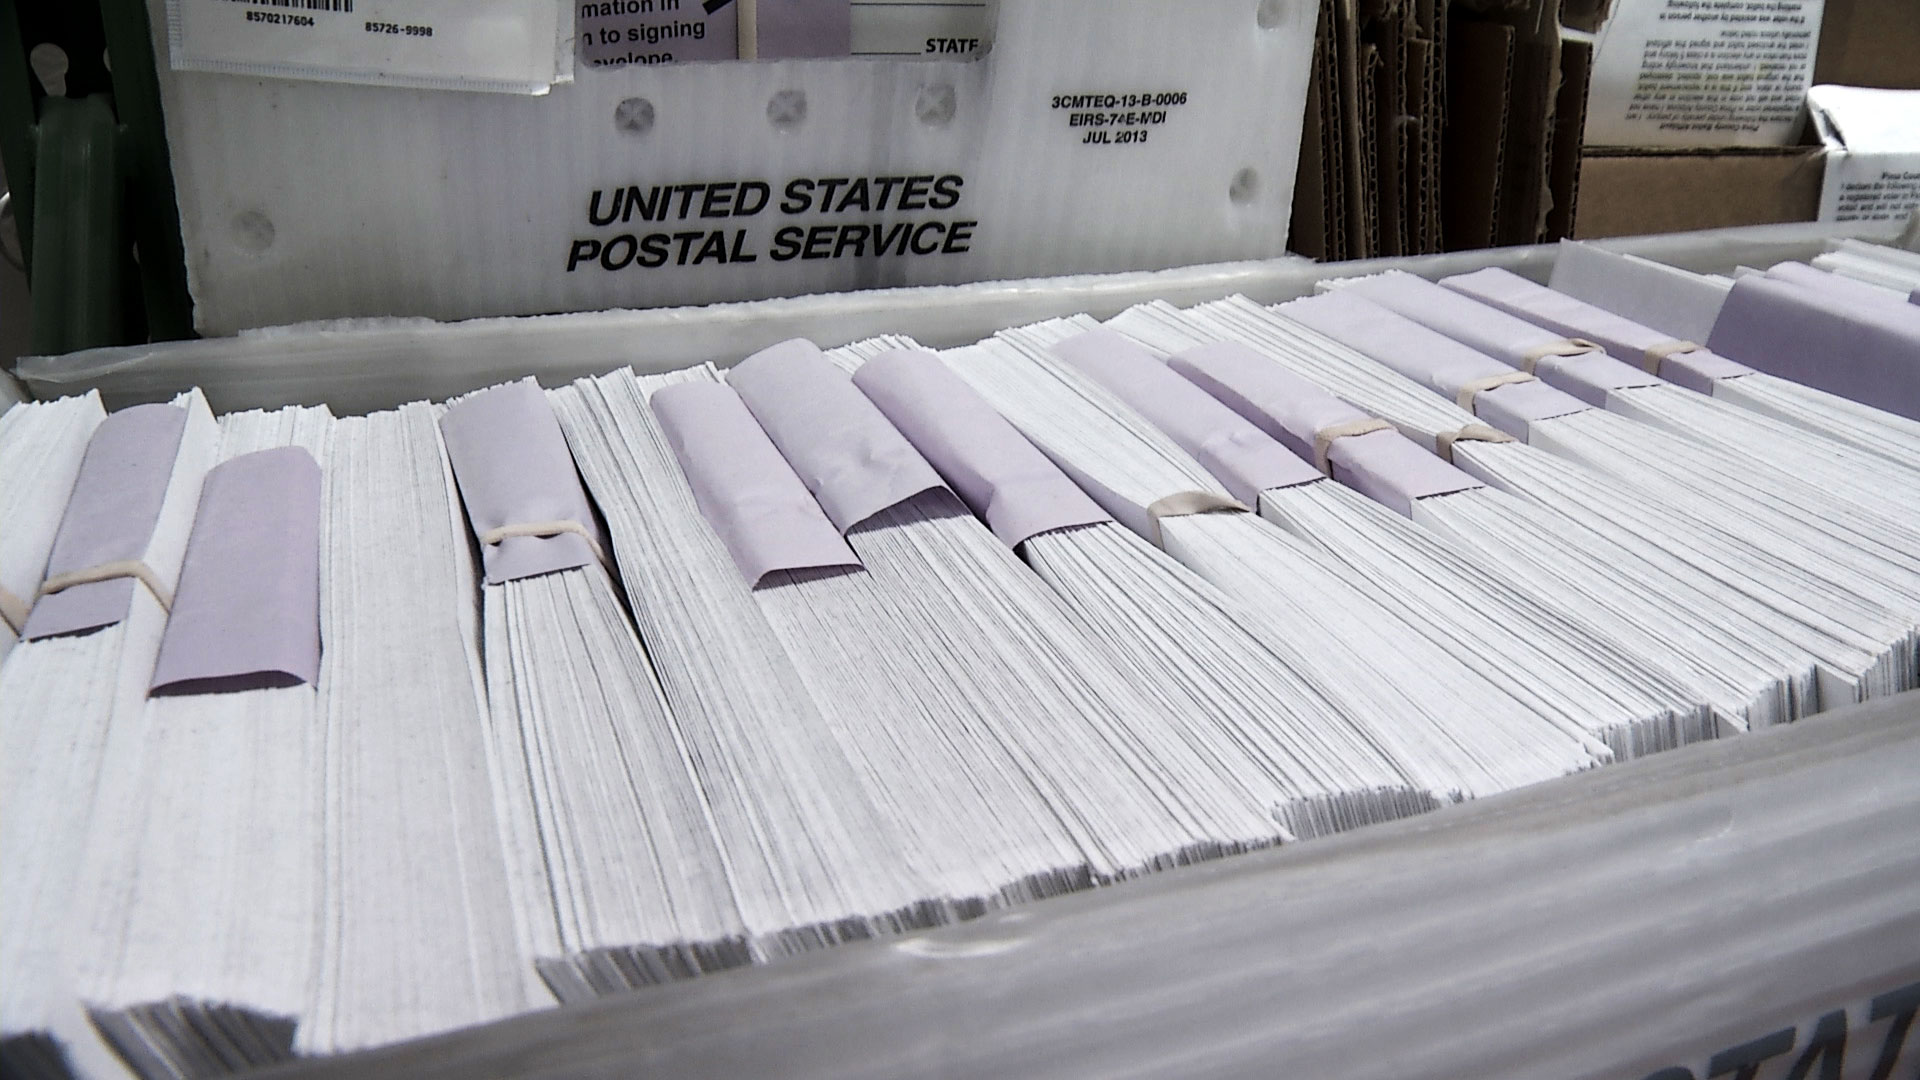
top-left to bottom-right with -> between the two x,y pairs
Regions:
1583,0 -> 1822,147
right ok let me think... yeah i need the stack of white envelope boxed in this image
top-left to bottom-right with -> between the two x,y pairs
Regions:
1404,267 -> 1920,518
1108,299 -> 1908,715
1547,241 -> 1920,436
1002,320 -> 1712,760
1115,296 -> 1919,708
914,330 -> 1602,802
301,403 -> 538,1058
1271,292 -> 1920,661
722,344 -> 1280,882
0,393 -> 221,1080
1813,238 -> 1920,293
1136,333 -> 1805,737
72,406 -> 332,1079
551,366 -> 962,959
0,394 -> 105,664
439,381 -> 746,1002
823,343 -> 1432,837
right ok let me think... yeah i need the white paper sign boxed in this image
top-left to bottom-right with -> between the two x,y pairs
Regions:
1810,85 -> 1920,225
167,0 -> 570,94
1583,0 -> 1823,147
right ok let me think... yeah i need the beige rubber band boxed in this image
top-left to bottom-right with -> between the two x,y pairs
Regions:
1436,423 -> 1515,463
1143,491 -> 1248,548
1454,371 -> 1536,412
1311,418 -> 1393,476
1519,337 -> 1604,374
1642,340 -> 1703,375
38,560 -> 174,612
0,585 -> 30,634
480,519 -> 611,568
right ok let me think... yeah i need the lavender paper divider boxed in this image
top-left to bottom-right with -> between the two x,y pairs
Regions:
852,348 -> 1111,547
728,338 -> 945,532
1339,271 -> 1663,408
651,381 -> 862,584
23,403 -> 188,641
1438,267 -> 1753,394
1278,292 -> 1589,439
1171,341 -> 1482,518
149,447 -> 322,695
439,379 -> 606,585
1709,275 -> 1920,422
1050,328 -> 1321,505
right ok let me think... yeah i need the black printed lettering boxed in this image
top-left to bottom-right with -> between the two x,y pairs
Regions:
1709,1027 -> 1795,1080
898,175 -> 933,211
1785,1010 -> 1846,1080
769,225 -> 803,261
600,233 -> 638,270
832,224 -> 869,259
833,178 -> 870,213
699,182 -> 736,218
802,225 -> 836,260
814,177 -> 850,210
1868,981 -> 1920,1080
909,221 -> 944,255
587,191 -> 621,227
780,178 -> 815,214
637,232 -> 671,267
735,181 -> 770,216
566,238 -> 602,271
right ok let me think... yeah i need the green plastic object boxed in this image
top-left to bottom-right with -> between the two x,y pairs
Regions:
98,0 -> 194,344
29,94 -> 121,354
0,0 -> 195,359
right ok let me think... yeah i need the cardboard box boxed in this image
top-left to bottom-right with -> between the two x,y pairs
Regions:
1813,0 -> 1920,90
1572,149 -> 1823,238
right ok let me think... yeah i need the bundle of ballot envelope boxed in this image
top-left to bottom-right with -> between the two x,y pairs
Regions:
3,265 -> 1917,1080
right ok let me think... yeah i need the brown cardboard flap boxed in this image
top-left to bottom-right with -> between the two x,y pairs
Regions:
1358,43 -> 1384,257
1813,0 -> 1920,90
1495,28 -> 1562,246
1572,150 -> 1824,239
1545,39 -> 1593,241
1289,32 -> 1331,261
1337,0 -> 1369,258
1445,20 -> 1515,250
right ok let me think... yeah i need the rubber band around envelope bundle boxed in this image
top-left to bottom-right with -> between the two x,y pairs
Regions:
439,380 -> 611,585
479,520 -> 609,568
1519,338 -> 1604,373
0,586 -> 31,633
1310,418 -> 1393,475
1642,340 -> 1704,375
1436,423 -> 1515,462
1144,490 -> 1249,548
39,560 -> 173,611
1454,371 -> 1538,412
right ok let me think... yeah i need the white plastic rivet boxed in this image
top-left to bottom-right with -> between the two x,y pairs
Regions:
767,90 -> 807,131
915,83 -> 957,127
232,210 -> 276,255
614,97 -> 655,136
1229,167 -> 1261,205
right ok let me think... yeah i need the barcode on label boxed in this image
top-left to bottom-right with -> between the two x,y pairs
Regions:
220,0 -> 354,12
